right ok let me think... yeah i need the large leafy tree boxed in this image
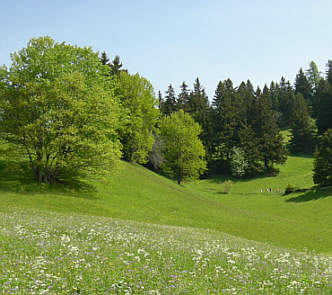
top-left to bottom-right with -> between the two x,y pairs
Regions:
116,72 -> 159,164
313,129 -> 332,187
160,110 -> 206,184
0,37 -> 122,183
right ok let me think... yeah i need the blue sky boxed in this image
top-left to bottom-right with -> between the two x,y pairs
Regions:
1,0 -> 331,99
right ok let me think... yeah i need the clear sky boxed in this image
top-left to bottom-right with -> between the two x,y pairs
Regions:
1,0 -> 331,99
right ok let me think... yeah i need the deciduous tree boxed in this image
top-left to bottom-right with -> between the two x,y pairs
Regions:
160,110 -> 206,184
0,37 -> 122,183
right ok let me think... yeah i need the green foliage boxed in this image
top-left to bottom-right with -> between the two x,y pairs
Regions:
289,93 -> 317,154
313,129 -> 332,187
116,72 -> 160,164
306,61 -> 322,93
160,110 -> 206,184
314,80 -> 332,134
0,37 -> 122,183
230,147 -> 247,177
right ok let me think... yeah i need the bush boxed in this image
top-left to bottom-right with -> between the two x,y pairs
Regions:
223,180 -> 233,194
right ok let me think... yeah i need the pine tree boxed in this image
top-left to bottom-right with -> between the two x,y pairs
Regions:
278,77 -> 293,127
306,61 -> 322,93
161,84 -> 177,115
177,81 -> 190,111
289,93 -> 316,154
110,55 -> 126,75
313,129 -> 332,187
326,60 -> 332,85
186,78 -> 211,150
248,95 -> 287,173
295,68 -> 313,107
100,51 -> 110,66
314,79 -> 332,134
211,79 -> 245,172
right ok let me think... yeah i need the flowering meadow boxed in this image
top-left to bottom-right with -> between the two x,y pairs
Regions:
0,208 -> 331,294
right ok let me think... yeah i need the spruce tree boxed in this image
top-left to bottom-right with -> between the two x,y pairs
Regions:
248,94 -> 287,173
289,93 -> 316,154
306,61 -> 322,94
161,84 -> 177,115
177,81 -> 190,111
326,60 -> 332,85
295,68 -> 313,107
110,55 -> 126,75
100,51 -> 110,66
314,79 -> 332,134
313,129 -> 332,187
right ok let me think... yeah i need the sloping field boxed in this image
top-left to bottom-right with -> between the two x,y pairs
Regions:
0,156 -> 331,253
0,209 -> 331,294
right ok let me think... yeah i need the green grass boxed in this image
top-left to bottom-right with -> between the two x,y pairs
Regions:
1,209 -> 331,294
0,155 -> 331,254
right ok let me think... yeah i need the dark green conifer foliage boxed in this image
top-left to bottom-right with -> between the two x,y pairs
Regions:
248,95 -> 287,172
211,79 -> 245,172
289,93 -> 316,154
295,68 -> 313,107
314,79 -> 332,134
278,77 -> 293,127
186,78 -> 211,149
161,84 -> 177,115
306,61 -> 322,94
100,51 -> 110,66
327,60 -> 332,85
177,81 -> 190,111
313,129 -> 332,187
110,55 -> 126,75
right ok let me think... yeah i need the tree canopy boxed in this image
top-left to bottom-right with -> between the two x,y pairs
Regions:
160,110 -> 206,184
0,37 -> 122,183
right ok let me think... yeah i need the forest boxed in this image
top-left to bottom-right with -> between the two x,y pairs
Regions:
0,36 -> 331,186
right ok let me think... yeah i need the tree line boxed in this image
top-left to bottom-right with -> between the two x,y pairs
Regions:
0,37 -> 331,187
158,61 -> 332,185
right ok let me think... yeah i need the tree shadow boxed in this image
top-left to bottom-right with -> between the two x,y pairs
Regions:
0,160 -> 98,199
286,188 -> 332,203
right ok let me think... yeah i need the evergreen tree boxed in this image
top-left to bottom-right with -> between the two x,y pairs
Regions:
295,67 -> 313,106
110,55 -> 126,75
306,61 -> 322,93
314,79 -> 332,134
186,78 -> 211,151
289,93 -> 316,154
211,79 -> 245,172
161,84 -> 177,115
278,77 -> 293,127
248,95 -> 287,172
326,60 -> 332,85
100,51 -> 110,66
313,129 -> 332,187
177,81 -> 190,111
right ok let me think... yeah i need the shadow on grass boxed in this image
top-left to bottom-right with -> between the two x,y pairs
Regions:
286,188 -> 332,203
0,160 -> 98,199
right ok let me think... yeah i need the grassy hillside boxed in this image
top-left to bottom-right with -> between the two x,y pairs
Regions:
1,209 -> 331,294
0,155 -> 331,254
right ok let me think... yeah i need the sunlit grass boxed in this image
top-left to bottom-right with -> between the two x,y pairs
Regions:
0,209 -> 331,294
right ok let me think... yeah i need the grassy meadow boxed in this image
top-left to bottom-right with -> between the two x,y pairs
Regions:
0,154 -> 332,294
